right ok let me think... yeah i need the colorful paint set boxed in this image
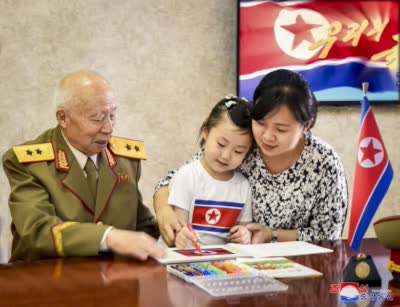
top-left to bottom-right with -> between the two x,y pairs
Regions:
167,260 -> 288,297
167,260 -> 251,282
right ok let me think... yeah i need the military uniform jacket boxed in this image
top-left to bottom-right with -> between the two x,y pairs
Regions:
2,126 -> 159,261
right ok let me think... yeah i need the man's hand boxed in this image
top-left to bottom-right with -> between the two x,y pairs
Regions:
106,228 -> 165,260
246,223 -> 272,244
229,225 -> 251,244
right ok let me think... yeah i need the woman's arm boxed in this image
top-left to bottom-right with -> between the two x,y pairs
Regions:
246,224 -> 298,243
153,150 -> 203,246
153,186 -> 184,246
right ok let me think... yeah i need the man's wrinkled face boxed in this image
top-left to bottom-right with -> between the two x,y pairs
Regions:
59,83 -> 117,156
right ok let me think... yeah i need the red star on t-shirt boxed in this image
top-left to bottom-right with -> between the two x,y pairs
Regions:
207,209 -> 220,222
280,14 -> 322,50
360,139 -> 382,164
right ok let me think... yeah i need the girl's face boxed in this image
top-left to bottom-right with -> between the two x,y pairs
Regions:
252,104 -> 307,160
202,114 -> 252,180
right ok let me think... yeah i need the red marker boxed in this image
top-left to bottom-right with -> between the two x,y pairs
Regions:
187,224 -> 201,253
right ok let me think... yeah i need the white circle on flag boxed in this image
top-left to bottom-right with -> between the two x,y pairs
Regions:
358,137 -> 384,168
205,208 -> 221,225
274,8 -> 329,60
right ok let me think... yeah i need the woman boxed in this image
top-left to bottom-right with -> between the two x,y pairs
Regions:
154,69 -> 348,246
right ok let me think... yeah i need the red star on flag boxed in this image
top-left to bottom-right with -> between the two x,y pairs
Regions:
280,13 -> 322,49
359,139 -> 382,164
207,209 -> 220,222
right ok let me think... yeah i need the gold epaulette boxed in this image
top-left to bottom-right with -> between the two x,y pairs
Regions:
108,136 -> 146,160
12,143 -> 55,163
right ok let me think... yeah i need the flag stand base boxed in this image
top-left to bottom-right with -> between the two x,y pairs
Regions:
343,253 -> 381,287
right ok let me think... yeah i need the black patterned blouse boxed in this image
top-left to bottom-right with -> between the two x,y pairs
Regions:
155,132 -> 348,241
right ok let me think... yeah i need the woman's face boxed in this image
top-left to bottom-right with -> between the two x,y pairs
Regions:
252,104 -> 307,160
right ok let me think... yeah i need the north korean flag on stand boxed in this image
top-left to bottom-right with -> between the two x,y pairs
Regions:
347,93 -> 393,251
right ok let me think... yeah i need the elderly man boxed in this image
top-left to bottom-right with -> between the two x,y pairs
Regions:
2,70 -> 164,261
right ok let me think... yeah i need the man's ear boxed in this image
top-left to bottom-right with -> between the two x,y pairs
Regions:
56,110 -> 68,128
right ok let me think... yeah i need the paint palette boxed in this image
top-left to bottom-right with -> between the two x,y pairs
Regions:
192,274 -> 288,297
166,260 -> 252,282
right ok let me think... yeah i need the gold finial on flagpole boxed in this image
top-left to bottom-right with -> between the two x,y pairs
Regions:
356,240 -> 366,260
362,82 -> 369,96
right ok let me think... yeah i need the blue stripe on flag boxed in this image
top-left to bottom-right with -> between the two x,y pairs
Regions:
192,224 -> 230,233
350,160 -> 394,250
239,63 -> 396,103
194,199 -> 244,209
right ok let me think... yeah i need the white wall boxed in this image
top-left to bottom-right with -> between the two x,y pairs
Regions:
0,0 -> 399,262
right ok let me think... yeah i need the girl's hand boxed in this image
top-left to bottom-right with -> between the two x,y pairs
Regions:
229,225 -> 251,244
175,226 -> 200,249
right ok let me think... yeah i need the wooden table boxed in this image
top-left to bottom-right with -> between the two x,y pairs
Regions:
0,239 -> 398,307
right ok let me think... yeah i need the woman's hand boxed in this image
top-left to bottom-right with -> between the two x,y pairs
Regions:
229,225 -> 251,244
153,186 -> 186,246
245,223 -> 272,243
156,205 -> 184,247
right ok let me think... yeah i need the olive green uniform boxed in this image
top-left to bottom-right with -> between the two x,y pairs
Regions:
2,126 -> 158,261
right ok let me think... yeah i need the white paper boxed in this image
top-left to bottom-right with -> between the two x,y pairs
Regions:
156,241 -> 332,264
226,241 -> 333,258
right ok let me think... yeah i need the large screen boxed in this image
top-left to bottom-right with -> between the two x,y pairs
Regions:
238,0 -> 399,105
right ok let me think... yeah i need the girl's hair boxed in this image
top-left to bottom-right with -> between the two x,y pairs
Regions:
252,69 -> 318,129
198,95 -> 253,147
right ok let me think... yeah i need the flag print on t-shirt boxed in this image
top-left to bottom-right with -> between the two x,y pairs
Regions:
191,199 -> 244,234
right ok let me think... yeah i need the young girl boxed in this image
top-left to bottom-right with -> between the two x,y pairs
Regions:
168,95 -> 254,248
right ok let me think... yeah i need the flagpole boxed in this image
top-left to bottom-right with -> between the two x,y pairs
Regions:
362,82 -> 368,98
357,82 -> 369,260
356,82 -> 368,261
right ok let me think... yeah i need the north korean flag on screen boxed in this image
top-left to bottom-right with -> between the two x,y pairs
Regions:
239,1 -> 399,102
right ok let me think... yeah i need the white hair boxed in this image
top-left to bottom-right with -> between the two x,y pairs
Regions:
53,70 -> 112,112
54,85 -> 75,111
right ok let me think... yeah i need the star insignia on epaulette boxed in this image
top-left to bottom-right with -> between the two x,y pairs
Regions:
13,143 -> 54,163
108,136 -> 146,160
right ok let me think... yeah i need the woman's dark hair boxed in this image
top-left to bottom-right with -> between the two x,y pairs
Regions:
252,69 -> 318,129
198,95 -> 253,147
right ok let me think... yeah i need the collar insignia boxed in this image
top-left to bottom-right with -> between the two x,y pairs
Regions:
105,147 -> 117,168
56,149 -> 70,171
